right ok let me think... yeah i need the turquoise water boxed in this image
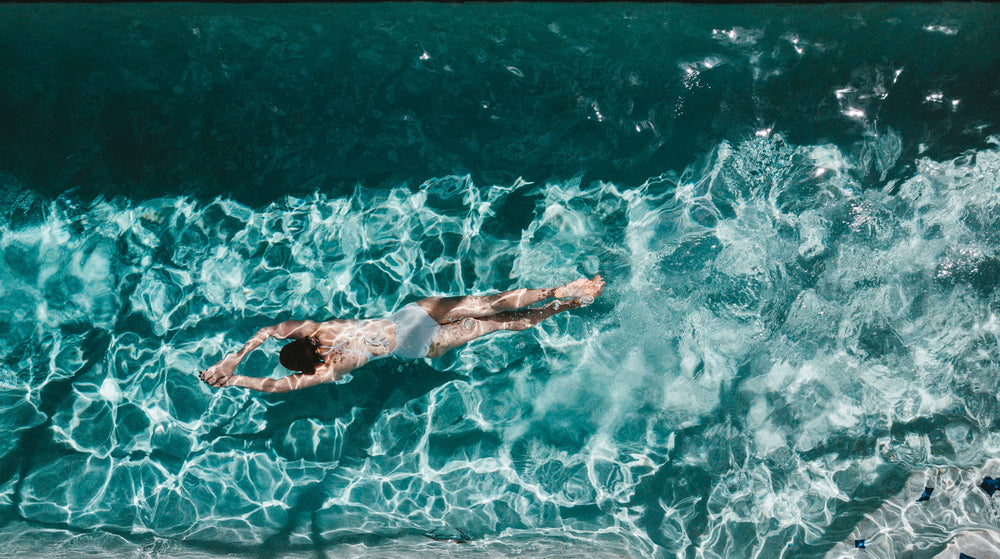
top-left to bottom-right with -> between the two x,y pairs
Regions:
2,4 -> 1000,558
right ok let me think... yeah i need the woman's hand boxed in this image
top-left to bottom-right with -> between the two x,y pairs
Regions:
199,328 -> 274,388
199,355 -> 239,388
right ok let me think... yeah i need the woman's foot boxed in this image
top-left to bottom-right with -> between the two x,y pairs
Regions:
554,275 -> 605,306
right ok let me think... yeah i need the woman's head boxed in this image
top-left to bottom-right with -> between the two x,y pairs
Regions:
279,338 -> 322,374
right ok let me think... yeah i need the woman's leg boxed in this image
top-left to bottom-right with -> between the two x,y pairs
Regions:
425,299 -> 581,358
416,287 -> 557,323
416,275 -> 605,324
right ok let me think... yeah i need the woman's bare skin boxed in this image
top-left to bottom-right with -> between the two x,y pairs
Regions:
199,275 -> 604,393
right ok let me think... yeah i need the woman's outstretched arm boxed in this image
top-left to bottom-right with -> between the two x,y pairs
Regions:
226,369 -> 337,393
199,320 -> 322,388
202,358 -> 344,393
260,320 -> 322,340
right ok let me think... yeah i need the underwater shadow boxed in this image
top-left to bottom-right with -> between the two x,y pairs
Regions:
258,359 -> 461,458
249,359 -> 462,557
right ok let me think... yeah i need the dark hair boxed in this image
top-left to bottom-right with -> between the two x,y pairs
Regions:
279,338 -> 322,374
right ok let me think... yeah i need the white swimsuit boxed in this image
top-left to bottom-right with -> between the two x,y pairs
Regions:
387,303 -> 442,359
318,303 -> 441,361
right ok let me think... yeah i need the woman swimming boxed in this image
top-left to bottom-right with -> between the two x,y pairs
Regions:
199,275 -> 605,393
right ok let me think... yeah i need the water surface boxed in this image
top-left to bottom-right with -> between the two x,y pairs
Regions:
2,4 -> 1000,558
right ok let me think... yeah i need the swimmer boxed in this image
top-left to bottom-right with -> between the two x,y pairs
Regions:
199,275 -> 604,393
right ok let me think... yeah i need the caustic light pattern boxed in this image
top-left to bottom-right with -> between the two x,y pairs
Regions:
3,135 -> 1000,557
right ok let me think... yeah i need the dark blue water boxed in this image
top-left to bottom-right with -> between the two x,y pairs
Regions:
2,4 -> 1000,558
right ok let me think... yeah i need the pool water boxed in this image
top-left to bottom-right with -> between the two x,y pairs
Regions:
1,4 -> 1000,558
